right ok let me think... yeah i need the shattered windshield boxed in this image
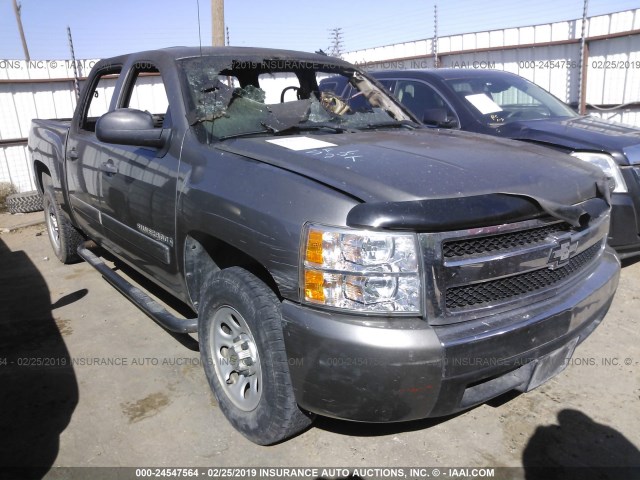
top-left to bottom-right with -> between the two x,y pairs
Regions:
445,74 -> 577,126
178,56 -> 416,142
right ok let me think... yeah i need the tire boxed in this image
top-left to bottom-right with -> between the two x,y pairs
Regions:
42,183 -> 84,264
5,190 -> 43,214
198,267 -> 314,445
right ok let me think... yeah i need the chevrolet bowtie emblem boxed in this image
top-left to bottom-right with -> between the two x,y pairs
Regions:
548,237 -> 579,270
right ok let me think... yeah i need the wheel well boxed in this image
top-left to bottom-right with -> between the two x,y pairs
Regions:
34,162 -> 51,194
184,232 -> 282,310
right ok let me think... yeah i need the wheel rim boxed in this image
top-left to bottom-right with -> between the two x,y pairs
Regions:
45,201 -> 61,251
209,306 -> 262,411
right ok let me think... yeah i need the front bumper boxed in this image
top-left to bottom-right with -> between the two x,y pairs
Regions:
609,169 -> 640,259
281,248 -> 619,422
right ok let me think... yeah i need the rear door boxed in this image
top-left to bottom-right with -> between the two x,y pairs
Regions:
66,65 -> 121,240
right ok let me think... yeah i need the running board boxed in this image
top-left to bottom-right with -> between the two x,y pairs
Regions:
77,242 -> 198,333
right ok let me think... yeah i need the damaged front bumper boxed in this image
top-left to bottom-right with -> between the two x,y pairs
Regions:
281,247 -> 619,423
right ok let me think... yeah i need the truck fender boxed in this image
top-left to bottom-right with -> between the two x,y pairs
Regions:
183,233 -> 282,311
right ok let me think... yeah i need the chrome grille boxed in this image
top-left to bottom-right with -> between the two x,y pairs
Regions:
443,222 -> 571,258
420,211 -> 610,325
445,242 -> 601,310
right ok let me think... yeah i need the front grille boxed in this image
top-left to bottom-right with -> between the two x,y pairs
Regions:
443,222 -> 571,258
445,241 -> 601,310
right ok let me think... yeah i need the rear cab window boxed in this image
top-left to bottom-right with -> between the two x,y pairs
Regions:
80,67 -> 121,132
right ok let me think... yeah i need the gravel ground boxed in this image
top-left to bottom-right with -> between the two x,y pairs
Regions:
0,216 -> 638,480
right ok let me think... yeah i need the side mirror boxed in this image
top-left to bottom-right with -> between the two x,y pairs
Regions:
422,108 -> 456,128
96,108 -> 167,148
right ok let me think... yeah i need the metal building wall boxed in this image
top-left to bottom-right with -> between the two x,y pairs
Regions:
1,9 -> 639,192
344,8 -> 640,127
0,60 -> 95,192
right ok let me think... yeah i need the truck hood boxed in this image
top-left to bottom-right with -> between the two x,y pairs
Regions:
500,116 -> 640,165
216,128 -> 610,229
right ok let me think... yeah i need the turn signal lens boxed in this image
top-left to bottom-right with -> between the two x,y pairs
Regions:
304,269 -> 325,302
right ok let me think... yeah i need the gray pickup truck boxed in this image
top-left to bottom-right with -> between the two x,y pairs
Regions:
29,47 -> 619,445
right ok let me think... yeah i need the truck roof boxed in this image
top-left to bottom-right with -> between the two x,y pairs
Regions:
98,46 -> 353,69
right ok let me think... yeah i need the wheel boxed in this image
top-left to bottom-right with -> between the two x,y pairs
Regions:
42,180 -> 84,264
5,190 -> 43,214
198,267 -> 313,445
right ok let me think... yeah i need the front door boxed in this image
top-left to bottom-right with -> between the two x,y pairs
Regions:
98,64 -> 179,281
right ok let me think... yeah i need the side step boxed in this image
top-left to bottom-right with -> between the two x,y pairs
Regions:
77,242 -> 198,334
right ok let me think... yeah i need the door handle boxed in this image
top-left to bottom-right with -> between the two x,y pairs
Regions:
68,148 -> 79,160
100,160 -> 117,176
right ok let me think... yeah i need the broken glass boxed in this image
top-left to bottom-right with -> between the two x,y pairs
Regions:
178,55 -> 419,143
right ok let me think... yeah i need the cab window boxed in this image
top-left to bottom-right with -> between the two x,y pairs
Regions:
81,67 -> 121,132
120,63 -> 170,128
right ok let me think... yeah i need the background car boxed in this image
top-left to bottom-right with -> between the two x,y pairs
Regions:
319,69 -> 640,259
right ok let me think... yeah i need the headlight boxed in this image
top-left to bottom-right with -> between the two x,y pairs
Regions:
302,224 -> 421,314
570,152 -> 627,193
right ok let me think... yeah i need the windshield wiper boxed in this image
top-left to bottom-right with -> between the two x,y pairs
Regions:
216,123 -> 347,141
269,123 -> 348,135
359,120 -> 418,130
217,128 -> 273,141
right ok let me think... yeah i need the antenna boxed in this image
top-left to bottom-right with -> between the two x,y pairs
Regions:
197,0 -> 203,55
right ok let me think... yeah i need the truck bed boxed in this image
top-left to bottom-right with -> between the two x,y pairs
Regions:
31,118 -> 71,136
29,118 -> 72,192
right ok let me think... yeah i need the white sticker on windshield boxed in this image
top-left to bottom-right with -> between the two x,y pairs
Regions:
465,94 -> 503,115
266,137 -> 337,151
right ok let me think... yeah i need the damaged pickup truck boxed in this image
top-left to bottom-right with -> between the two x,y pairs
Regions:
29,47 -> 619,445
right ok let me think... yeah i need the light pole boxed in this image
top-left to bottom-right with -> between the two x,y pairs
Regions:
12,0 -> 30,61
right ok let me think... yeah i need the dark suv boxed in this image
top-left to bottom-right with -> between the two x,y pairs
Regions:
321,69 -> 640,258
